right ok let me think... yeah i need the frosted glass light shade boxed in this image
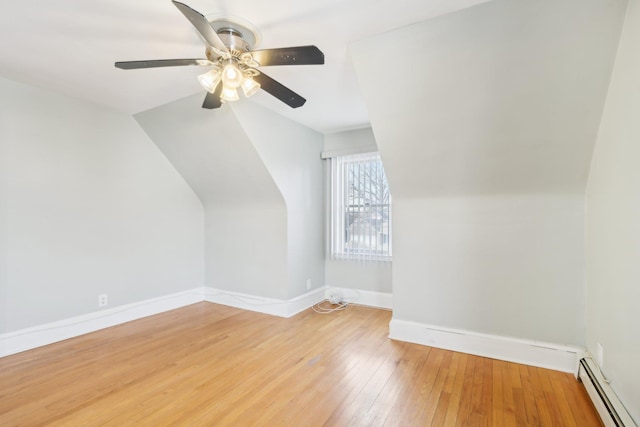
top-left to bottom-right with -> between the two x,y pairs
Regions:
221,63 -> 243,89
241,77 -> 260,97
221,86 -> 239,102
197,69 -> 221,93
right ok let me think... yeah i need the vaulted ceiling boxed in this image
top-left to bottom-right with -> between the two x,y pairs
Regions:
1,0 -> 628,197
0,0 -> 489,134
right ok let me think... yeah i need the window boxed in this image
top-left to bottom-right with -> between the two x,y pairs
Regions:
330,152 -> 392,262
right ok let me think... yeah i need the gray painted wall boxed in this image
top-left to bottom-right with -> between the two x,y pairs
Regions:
350,0 -> 626,345
232,102 -> 325,299
135,95 -> 325,300
205,202 -> 288,299
0,94 -> 7,333
586,0 -> 640,422
135,95 -> 289,299
391,195 -> 585,344
1,76 -> 205,333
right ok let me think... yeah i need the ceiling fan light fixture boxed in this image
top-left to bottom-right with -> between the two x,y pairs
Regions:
197,68 -> 221,93
220,86 -> 240,102
115,2 -> 324,110
241,75 -> 260,97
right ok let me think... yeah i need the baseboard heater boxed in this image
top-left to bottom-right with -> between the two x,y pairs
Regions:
578,358 -> 637,427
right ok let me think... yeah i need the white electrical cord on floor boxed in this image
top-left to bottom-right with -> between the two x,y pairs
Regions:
312,299 -> 350,314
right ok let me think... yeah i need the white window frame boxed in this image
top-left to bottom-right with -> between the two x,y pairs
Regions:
329,152 -> 392,262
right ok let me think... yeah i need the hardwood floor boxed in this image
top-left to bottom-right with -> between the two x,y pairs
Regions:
0,302 -> 601,426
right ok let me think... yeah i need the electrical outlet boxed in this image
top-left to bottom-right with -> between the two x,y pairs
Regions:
306,279 -> 312,290
597,342 -> 604,369
98,294 -> 108,307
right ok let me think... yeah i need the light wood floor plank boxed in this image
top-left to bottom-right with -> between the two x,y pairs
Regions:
443,352 -> 469,426
491,360 -> 505,427
0,302 -> 602,426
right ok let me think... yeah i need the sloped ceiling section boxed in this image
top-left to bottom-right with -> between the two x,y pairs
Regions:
350,0 -> 628,197
134,94 -> 283,206
134,95 -> 288,299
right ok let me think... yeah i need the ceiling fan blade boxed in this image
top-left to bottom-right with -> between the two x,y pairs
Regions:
172,1 -> 229,54
250,46 -> 324,66
115,59 -> 211,70
202,85 -> 223,109
253,71 -> 306,108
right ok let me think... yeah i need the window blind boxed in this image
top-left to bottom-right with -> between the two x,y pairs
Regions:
330,152 -> 392,262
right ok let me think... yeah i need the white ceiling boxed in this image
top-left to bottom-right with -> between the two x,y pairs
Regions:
0,0 -> 489,134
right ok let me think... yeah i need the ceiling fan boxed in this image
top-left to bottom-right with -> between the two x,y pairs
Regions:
115,1 -> 324,109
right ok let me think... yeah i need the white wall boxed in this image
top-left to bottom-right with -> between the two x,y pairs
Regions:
231,102 -> 325,299
586,0 -> 640,422
1,76 -> 205,333
323,128 -> 393,294
350,0 -> 626,346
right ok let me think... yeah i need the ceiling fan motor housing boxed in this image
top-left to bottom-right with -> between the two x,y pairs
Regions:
204,17 -> 260,62
216,27 -> 251,56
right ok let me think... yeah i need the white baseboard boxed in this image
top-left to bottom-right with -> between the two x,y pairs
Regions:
0,288 -> 206,358
389,318 -> 583,373
0,286 -> 332,358
203,286 -> 327,318
325,287 -> 392,309
3,288 -> 582,376
0,286 -> 331,357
